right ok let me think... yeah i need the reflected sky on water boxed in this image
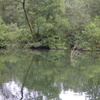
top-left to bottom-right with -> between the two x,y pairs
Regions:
0,80 -> 89,100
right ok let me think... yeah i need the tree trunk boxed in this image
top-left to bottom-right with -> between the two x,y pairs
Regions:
22,0 -> 35,41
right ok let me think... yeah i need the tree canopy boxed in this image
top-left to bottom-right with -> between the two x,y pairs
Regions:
0,0 -> 100,50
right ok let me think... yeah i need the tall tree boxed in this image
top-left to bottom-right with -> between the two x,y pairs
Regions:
26,0 -> 70,48
14,0 -> 35,40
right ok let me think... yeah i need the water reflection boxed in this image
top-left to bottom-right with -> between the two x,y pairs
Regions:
0,81 -> 89,100
0,81 -> 47,100
60,90 -> 88,100
0,50 -> 100,100
20,56 -> 34,100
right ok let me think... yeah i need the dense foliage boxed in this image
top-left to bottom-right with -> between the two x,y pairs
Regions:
0,0 -> 100,50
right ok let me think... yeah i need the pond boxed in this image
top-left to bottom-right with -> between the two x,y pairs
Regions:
0,49 -> 100,100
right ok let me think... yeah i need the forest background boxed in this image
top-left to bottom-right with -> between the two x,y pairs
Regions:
0,0 -> 100,50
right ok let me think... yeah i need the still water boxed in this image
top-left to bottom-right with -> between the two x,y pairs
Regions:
0,50 -> 100,100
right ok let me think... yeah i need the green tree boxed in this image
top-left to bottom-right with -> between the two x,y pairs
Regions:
89,0 -> 100,17
25,0 -> 70,48
81,16 -> 100,50
0,0 -> 20,24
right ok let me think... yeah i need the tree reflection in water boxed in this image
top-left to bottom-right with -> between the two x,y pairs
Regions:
0,81 -> 47,100
0,50 -> 100,100
0,81 -> 89,100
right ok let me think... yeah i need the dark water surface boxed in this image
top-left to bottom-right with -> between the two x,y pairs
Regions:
0,50 -> 100,100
